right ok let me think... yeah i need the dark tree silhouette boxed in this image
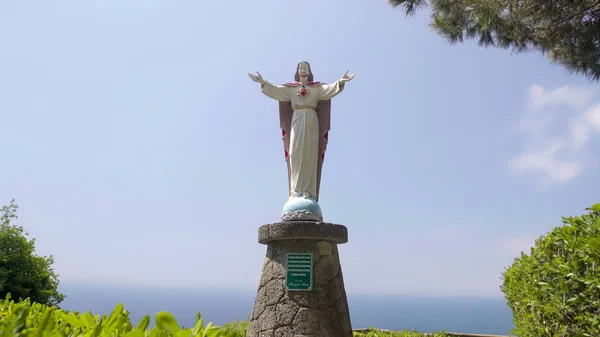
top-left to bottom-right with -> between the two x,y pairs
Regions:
389,0 -> 600,81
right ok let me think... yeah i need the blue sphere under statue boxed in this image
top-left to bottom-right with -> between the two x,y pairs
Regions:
281,196 -> 323,222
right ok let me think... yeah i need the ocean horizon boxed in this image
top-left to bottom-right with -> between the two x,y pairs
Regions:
56,283 -> 515,335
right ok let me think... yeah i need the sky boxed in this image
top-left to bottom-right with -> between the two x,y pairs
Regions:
0,0 -> 599,298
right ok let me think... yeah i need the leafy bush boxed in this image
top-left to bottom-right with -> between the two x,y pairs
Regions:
220,320 -> 249,336
501,204 -> 600,337
353,328 -> 449,336
0,294 -> 460,337
0,200 -> 64,306
0,296 -> 452,337
0,294 -> 241,337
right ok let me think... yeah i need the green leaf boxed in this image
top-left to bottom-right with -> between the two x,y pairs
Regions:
222,331 -> 239,337
156,311 -> 180,333
148,326 -> 160,337
12,305 -> 29,335
81,312 -> 94,327
92,320 -> 103,337
57,326 -> 69,337
106,303 -> 124,328
136,315 -> 150,331
61,314 -> 81,328
36,307 -> 54,337
204,324 -> 222,337
192,316 -> 205,336
176,330 -> 192,337
123,330 -> 145,337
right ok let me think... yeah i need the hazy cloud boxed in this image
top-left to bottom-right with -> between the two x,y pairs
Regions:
528,84 -> 594,111
510,85 -> 599,185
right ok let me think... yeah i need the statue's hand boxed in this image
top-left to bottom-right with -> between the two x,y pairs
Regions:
339,71 -> 355,83
248,71 -> 265,84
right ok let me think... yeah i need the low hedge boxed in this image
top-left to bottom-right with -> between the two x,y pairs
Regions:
0,294 -> 240,337
501,204 -> 600,337
353,328 -> 450,336
0,295 -> 452,337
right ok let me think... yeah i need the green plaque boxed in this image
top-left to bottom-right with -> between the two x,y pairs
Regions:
286,252 -> 313,291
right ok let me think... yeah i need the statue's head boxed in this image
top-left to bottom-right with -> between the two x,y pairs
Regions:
294,61 -> 314,82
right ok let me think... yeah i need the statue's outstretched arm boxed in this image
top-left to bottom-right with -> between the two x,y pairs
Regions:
339,71 -> 355,83
320,71 -> 355,100
249,71 -> 290,102
248,71 -> 265,84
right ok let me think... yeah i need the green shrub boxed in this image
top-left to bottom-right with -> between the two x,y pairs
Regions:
0,294 -> 241,337
0,295 -> 460,337
221,320 -> 249,335
353,327 -> 448,336
501,204 -> 600,337
0,200 -> 64,306
0,296 -> 451,337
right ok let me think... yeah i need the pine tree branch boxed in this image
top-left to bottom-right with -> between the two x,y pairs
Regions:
554,0 -> 600,28
388,0 -> 600,81
388,0 -> 428,16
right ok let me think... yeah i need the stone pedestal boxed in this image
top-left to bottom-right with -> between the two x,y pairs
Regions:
247,222 -> 352,337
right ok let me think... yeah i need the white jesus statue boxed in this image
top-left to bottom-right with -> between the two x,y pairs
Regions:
249,61 -> 354,222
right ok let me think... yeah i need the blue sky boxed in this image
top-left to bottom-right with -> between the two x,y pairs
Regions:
1,0 -> 598,298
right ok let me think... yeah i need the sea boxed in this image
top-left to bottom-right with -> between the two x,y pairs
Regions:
57,283 -> 514,335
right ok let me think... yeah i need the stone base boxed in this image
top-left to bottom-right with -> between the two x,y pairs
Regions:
247,222 -> 352,337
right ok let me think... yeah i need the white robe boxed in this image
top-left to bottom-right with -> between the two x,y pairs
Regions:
261,80 -> 343,200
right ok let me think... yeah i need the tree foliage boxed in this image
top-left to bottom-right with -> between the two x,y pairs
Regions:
389,0 -> 600,81
0,200 -> 64,306
501,204 -> 600,337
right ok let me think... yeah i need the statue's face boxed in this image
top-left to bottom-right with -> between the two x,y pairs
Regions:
298,63 -> 309,78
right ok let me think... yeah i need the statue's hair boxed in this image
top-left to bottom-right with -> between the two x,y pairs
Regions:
294,61 -> 314,82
